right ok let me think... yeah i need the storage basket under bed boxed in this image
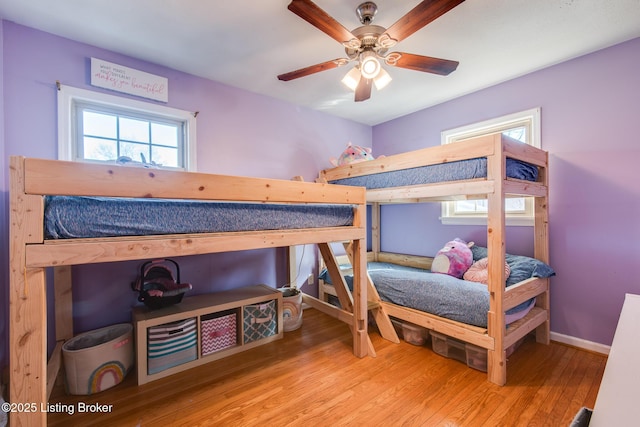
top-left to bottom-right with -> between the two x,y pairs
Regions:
201,310 -> 238,356
243,300 -> 278,343
147,317 -> 197,374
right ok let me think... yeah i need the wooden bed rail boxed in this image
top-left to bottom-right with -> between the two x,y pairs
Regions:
21,157 -> 365,204
26,227 -> 366,268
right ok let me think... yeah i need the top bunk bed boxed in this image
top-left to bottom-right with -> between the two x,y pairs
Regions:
318,133 -> 548,203
314,133 -> 550,386
8,156 -> 369,426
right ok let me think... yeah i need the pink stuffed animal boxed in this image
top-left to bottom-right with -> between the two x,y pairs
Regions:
330,142 -> 378,167
431,238 -> 474,279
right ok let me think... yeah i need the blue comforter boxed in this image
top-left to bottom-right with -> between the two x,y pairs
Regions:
44,196 -> 355,239
329,158 -> 538,189
321,261 -> 551,328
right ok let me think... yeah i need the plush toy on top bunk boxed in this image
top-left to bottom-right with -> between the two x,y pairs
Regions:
431,238 -> 474,279
330,142 -> 383,167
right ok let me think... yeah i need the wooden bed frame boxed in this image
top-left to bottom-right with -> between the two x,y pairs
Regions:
316,133 -> 551,386
8,156 -> 369,426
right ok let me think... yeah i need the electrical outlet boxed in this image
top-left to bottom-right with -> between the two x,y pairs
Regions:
307,274 -> 313,285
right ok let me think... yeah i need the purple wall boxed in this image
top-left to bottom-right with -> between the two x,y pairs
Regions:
373,37 -> 640,346
0,22 -> 370,370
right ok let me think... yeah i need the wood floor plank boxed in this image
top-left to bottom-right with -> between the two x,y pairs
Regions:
560,349 -> 608,424
47,309 -> 606,426
502,343 -> 571,425
527,347 -> 583,424
584,355 -> 607,407
465,342 -> 546,426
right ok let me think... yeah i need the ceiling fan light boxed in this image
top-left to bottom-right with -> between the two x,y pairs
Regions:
360,51 -> 381,79
341,66 -> 361,91
373,68 -> 392,90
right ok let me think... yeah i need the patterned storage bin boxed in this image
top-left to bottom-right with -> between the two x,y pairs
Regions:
243,300 -> 277,344
201,310 -> 237,356
147,318 -> 197,375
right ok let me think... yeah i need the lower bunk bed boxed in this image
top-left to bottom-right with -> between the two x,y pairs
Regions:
8,156 -> 369,426
318,248 -> 554,372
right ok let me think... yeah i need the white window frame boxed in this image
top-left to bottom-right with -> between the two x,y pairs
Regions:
57,85 -> 197,171
440,108 -> 541,226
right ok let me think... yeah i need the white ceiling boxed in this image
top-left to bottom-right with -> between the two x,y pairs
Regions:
1,0 -> 639,125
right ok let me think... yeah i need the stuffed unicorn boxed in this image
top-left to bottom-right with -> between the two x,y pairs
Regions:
330,142 -> 379,167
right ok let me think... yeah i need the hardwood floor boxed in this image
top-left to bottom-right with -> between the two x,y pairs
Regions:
48,308 -> 606,426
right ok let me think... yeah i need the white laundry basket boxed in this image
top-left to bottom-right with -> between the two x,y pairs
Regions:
62,323 -> 134,395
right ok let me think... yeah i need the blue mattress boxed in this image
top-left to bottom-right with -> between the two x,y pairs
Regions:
44,196 -> 355,239
328,158 -> 538,189
320,262 -> 540,328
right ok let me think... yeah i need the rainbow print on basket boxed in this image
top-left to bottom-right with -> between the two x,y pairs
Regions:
88,361 -> 128,394
281,289 -> 303,332
62,323 -> 134,395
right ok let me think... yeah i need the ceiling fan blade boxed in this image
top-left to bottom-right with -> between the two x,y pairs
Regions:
277,59 -> 348,81
384,0 -> 465,43
287,0 -> 358,45
387,52 -> 459,76
354,77 -> 372,102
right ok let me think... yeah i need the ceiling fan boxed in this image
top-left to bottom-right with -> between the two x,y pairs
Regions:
277,0 -> 465,102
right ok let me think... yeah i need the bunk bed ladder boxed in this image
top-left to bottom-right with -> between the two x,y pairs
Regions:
341,242 -> 400,345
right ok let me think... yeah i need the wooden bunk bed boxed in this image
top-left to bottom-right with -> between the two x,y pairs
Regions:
315,133 -> 551,386
8,156 -> 369,426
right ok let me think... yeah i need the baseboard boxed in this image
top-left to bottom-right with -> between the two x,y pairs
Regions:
551,331 -> 610,355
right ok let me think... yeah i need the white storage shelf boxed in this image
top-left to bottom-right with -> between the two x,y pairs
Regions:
590,293 -> 640,426
132,284 -> 283,385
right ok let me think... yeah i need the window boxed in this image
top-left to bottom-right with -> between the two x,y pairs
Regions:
58,85 -> 196,171
440,108 -> 541,226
